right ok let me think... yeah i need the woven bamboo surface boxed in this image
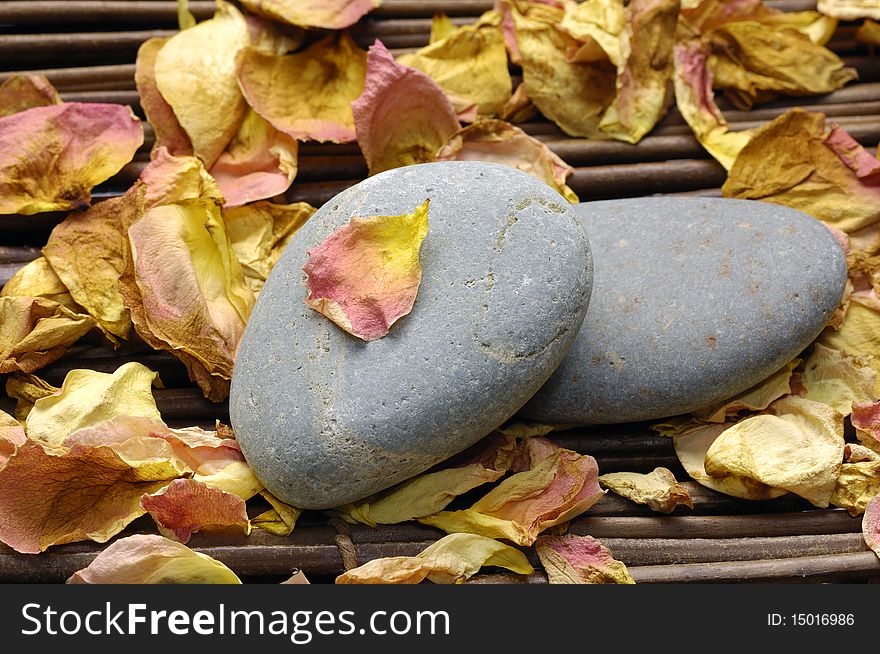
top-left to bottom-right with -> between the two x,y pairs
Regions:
1,0 -> 879,583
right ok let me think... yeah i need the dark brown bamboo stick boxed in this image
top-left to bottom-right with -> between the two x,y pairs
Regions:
0,30 -> 176,62
628,551 -> 880,583
570,511 -> 862,539
471,549 -> 880,583
0,64 -> 137,91
602,533 -> 869,565
59,89 -> 141,107
0,528 -> 871,583
153,388 -> 228,420
0,1 -> 216,25
0,0 -> 826,27
1,16 -> 865,71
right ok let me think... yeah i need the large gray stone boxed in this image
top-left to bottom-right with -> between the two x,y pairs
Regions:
519,197 -> 848,424
230,162 -> 592,509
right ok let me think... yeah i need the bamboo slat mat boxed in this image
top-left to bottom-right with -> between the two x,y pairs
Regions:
1,0 -> 879,583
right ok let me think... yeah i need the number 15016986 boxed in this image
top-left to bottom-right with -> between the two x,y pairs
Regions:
768,613 -> 855,627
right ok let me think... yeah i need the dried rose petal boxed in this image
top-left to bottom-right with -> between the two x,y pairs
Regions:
352,41 -> 460,175
237,33 -> 367,144
68,534 -> 241,584
536,534 -> 634,584
303,199 -> 429,341
0,103 -> 142,215
420,448 -> 604,546
141,478 -> 250,543
336,533 -> 533,584
0,74 -> 61,118
0,441 -> 181,553
240,0 -> 379,29
436,119 -> 578,202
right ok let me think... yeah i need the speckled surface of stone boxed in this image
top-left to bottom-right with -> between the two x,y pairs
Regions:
519,196 -> 848,424
230,162 -> 592,508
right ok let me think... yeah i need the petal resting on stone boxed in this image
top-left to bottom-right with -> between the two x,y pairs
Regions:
303,199 -> 429,341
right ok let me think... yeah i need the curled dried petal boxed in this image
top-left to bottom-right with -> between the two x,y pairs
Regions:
135,38 -> 193,156
799,344 -> 876,415
336,533 -> 533,584
0,296 -> 94,374
398,15 -> 512,117
673,421 -> 788,500
122,199 -> 254,401
224,201 -> 315,295
723,110 -> 880,237
693,358 -> 798,422
209,109 -> 298,207
598,0 -> 679,144
703,396 -> 845,507
536,534 -> 635,584
25,362 -> 162,447
420,448 -> 604,546
338,432 -> 516,526
141,478 -> 250,543
0,74 -> 61,118
1,257 -> 79,310
436,119 -> 578,202
154,1 -> 250,167
141,147 -> 223,209
352,41 -> 460,175
511,1 -> 616,138
0,441 -> 181,553
237,33 -> 367,144
0,103 -> 142,215
708,21 -> 857,110
240,0 -> 380,29
68,534 -> 241,584
43,188 -> 144,340
599,467 -> 693,513
672,40 -> 754,169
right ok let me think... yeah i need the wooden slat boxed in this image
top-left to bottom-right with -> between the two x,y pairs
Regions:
0,521 -> 870,583
471,550 -> 880,583
629,552 -> 880,583
570,511 -> 862,539
0,0 -> 825,26
0,64 -> 137,91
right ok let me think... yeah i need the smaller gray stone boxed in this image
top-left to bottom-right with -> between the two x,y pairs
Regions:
230,162 -> 592,508
519,197 -> 848,425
